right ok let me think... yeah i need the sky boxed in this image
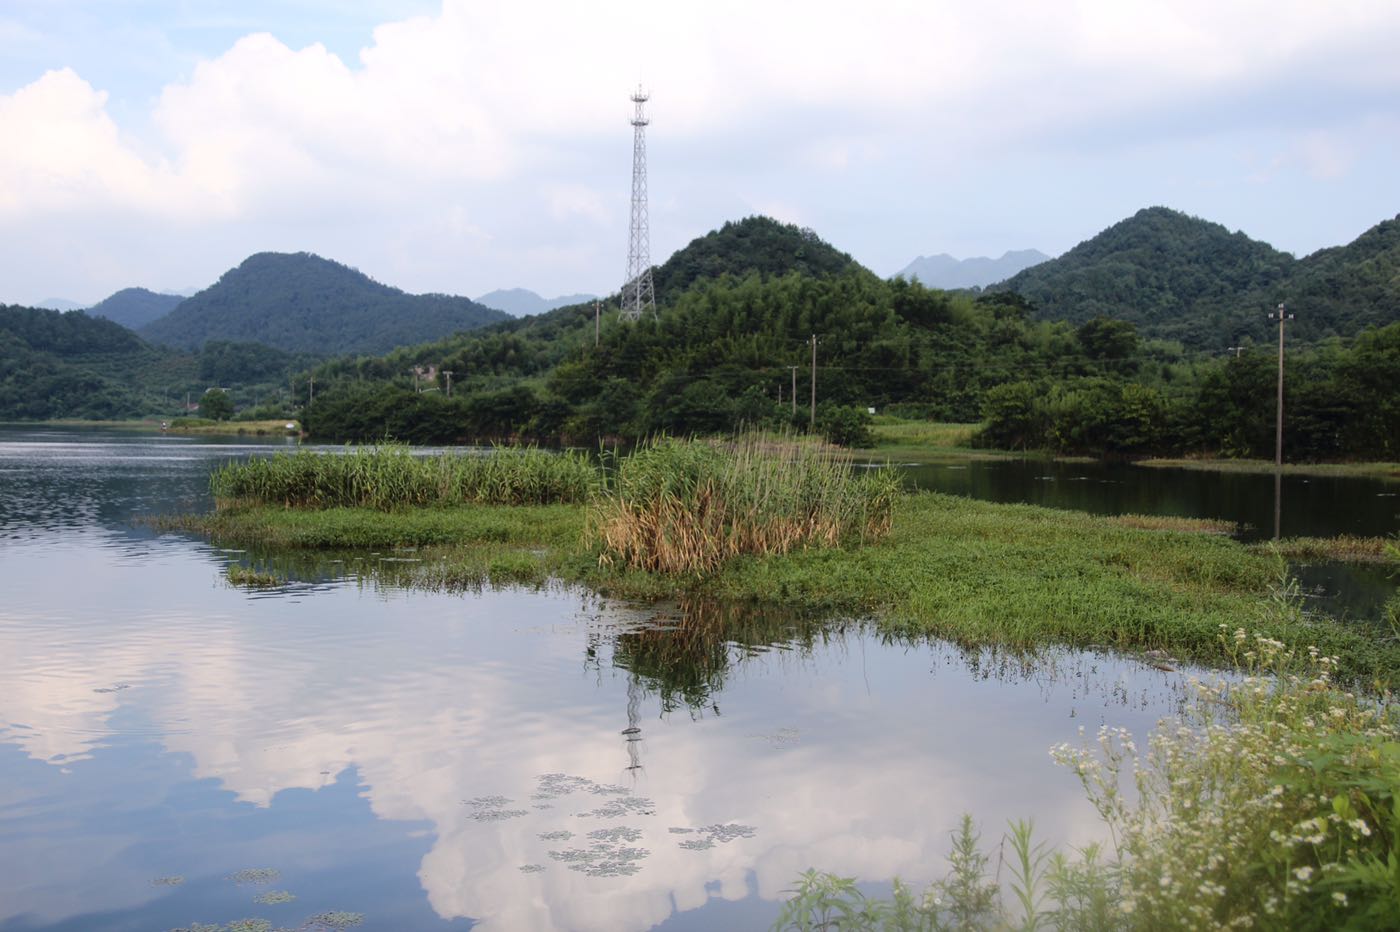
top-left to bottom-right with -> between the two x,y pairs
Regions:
2,0 -> 1398,307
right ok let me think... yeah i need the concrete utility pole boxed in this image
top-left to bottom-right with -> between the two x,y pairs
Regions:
787,366 -> 799,415
1227,346 -> 1245,358
1269,303 -> 1293,540
1270,303 -> 1293,468
308,375 -> 315,405
443,371 -> 455,398
595,300 -> 601,347
809,334 -> 818,430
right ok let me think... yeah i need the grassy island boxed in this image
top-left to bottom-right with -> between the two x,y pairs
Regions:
156,438 -> 1400,683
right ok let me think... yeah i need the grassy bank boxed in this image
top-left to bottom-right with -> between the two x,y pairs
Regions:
156,490 -> 1400,682
1137,456 -> 1400,481
13,417 -> 302,437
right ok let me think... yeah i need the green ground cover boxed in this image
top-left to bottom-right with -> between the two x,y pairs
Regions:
1138,457 -> 1400,481
157,489 -> 1400,682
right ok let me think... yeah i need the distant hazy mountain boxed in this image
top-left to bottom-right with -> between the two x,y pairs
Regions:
140,252 -> 510,355
89,288 -> 185,330
897,249 -> 1050,289
33,297 -> 86,312
476,288 -> 598,317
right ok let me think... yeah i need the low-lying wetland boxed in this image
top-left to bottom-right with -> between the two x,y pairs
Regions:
7,427 -> 1400,931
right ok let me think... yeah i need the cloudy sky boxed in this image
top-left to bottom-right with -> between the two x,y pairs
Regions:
2,0 -> 1398,307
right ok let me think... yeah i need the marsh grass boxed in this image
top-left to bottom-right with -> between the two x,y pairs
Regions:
1137,457 -> 1400,481
225,564 -> 282,587
1108,513 -> 1237,535
867,419 -> 981,450
588,435 -> 902,575
1254,535 -> 1396,564
210,444 -> 595,510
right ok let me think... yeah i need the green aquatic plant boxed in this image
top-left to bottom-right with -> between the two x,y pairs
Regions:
211,444 -> 595,510
590,434 -> 901,575
225,565 -> 282,587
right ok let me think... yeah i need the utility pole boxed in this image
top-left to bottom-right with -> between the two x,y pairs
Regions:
809,334 -> 818,430
308,375 -> 315,406
595,300 -> 601,347
443,370 -> 455,398
1227,346 -> 1244,358
1269,303 -> 1293,468
787,366 -> 799,415
1269,303 -> 1293,540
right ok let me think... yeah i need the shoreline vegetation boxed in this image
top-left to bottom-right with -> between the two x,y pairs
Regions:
9,417 -> 301,437
154,437 -> 1400,682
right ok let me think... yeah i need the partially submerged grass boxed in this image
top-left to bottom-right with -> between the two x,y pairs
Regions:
154,486 -> 1400,681
210,444 -> 595,509
1254,535 -> 1397,564
225,564 -> 283,588
1138,457 -> 1400,481
1109,513 -> 1238,535
589,436 -> 901,575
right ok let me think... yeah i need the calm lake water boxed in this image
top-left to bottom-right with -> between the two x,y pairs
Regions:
0,427 -> 1390,931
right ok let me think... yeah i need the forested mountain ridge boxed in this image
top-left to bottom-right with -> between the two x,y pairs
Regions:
0,304 -> 319,420
88,287 -> 186,330
997,207 -> 1399,348
139,252 -> 510,355
324,216 -> 872,390
0,305 -> 190,418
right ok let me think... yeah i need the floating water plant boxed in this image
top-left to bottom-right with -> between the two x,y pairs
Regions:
225,565 -> 282,587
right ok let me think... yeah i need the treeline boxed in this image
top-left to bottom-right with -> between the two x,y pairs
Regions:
978,322 -> 1400,459
0,304 -> 315,420
302,270 -> 1196,445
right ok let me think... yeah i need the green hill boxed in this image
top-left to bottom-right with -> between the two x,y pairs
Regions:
0,305 -> 322,420
139,252 -> 510,355
88,287 -> 186,330
651,216 -> 865,300
996,207 -> 1399,348
1282,215 -> 1400,341
0,305 -> 191,419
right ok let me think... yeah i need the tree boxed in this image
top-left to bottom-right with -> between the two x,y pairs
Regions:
199,387 -> 234,420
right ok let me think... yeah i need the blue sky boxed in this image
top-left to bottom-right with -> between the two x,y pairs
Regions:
2,0 -> 1398,306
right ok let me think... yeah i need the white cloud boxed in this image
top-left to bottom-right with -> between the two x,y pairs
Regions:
2,0 -> 1399,299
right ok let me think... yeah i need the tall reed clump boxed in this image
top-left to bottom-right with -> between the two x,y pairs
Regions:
210,445 -> 597,510
589,435 -> 901,575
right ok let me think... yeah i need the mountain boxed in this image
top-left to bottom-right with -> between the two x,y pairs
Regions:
995,208 -> 1298,347
1281,215 -> 1400,341
476,288 -> 598,317
650,216 -> 866,301
0,305 -> 188,419
33,297 -> 86,312
140,252 -> 510,355
88,287 -> 185,330
897,249 -> 1050,289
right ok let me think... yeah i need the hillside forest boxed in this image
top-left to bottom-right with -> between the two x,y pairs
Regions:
2,213 -> 1397,460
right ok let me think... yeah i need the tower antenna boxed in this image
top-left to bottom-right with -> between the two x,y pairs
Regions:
620,86 -> 656,322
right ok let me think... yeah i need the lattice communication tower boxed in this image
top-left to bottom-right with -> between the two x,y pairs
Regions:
620,87 -> 656,322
